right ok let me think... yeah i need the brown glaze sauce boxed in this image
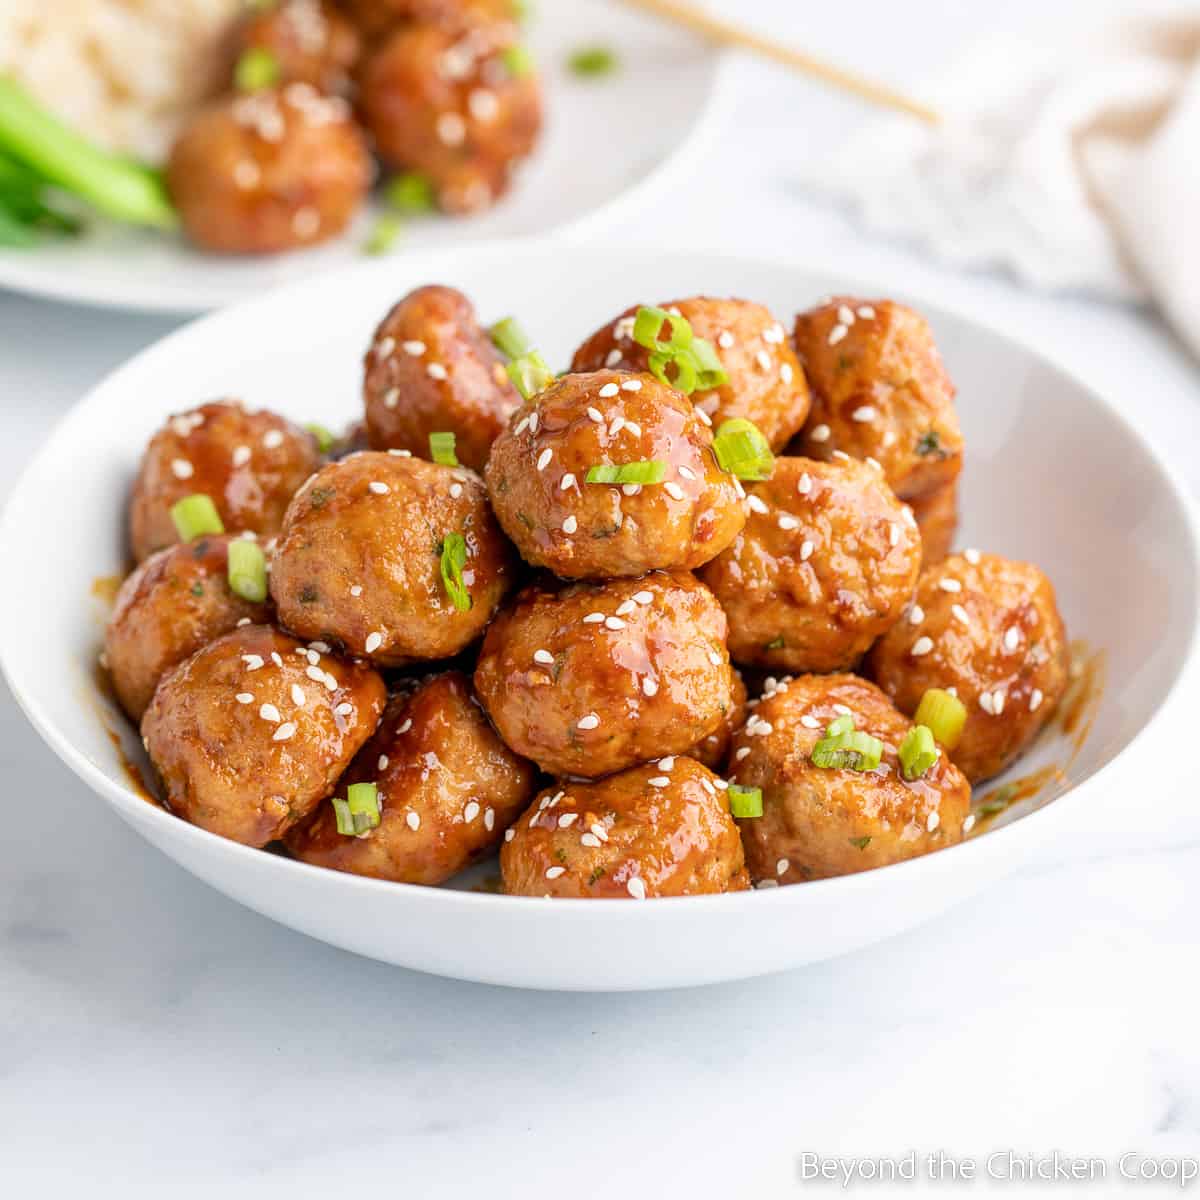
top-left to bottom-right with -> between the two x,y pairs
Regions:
89,655 -> 161,807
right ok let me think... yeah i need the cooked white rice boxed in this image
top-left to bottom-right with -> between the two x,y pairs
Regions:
0,0 -> 243,162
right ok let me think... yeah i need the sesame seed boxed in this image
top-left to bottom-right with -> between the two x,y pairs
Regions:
232,445 -> 251,467
926,810 -> 940,833
642,675 -> 659,697
270,652 -> 283,668
365,632 -> 383,653
658,757 -> 675,770
800,715 -> 821,729
778,514 -> 799,531
979,691 -> 994,715
678,465 -> 697,481
562,515 -> 578,534
533,650 -> 555,666
262,430 -> 284,450
557,813 -> 577,828
335,702 -> 353,717
322,672 -> 337,692
831,450 -> 850,462
911,636 -> 934,657
621,482 -> 641,496
755,349 -> 772,370
378,755 -> 389,770
964,547 -> 982,564
545,866 -> 566,880
587,406 -> 604,423
776,858 -> 789,876
837,305 -> 855,325
828,325 -> 847,346
993,689 -> 1006,714
938,578 -> 962,593
305,665 -> 325,682
797,473 -> 813,496
648,776 -> 670,788
735,746 -> 751,761
590,822 -> 609,843
664,482 -> 685,501
273,722 -> 296,741
171,458 -> 194,479
1030,689 -> 1044,712
397,719 -> 412,733
951,604 -> 970,625
608,416 -> 626,437
259,703 -> 280,723
583,612 -> 605,624
616,600 -> 637,616
605,349 -> 623,367
450,483 -> 463,499
377,337 -> 396,358
800,540 -> 814,561
747,494 -> 768,514
529,412 -> 539,433
780,363 -> 795,385
427,363 -> 448,381
580,832 -> 601,848
514,415 -> 531,436
291,684 -> 306,706
621,380 -> 642,392
718,331 -> 735,349
560,473 -> 576,490
485,808 -> 495,831
832,704 -> 852,716
536,448 -> 552,471
963,814 -> 976,833
598,382 -> 619,398
369,481 -> 389,495
236,693 -> 253,705
468,88 -> 498,121
236,617 -> 251,627
627,877 -> 646,899
464,801 -> 480,823
436,112 -> 466,145
858,305 -> 875,318
810,424 -> 830,442
908,605 -> 925,625
403,340 -> 426,356
577,713 -> 600,731
1003,626 -> 1021,652
407,812 -> 421,831
632,591 -> 654,605
882,430 -> 897,447
604,616 -> 626,630
852,406 -> 877,423
695,407 -> 712,426
889,523 -> 900,547
242,654 -> 264,670
504,828 -> 515,842
708,649 -> 722,666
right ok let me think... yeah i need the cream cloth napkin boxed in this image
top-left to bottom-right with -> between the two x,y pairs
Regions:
804,13 -> 1200,357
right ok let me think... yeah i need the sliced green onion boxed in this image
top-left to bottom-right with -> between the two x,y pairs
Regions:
648,349 -> 697,394
811,729 -> 884,772
585,460 -> 666,485
825,714 -> 855,738
235,47 -> 280,92
501,45 -> 535,79
439,532 -> 472,612
170,494 -> 224,541
332,796 -> 355,836
728,784 -> 763,818
489,316 -> 530,360
913,687 -> 967,750
568,46 -> 619,77
364,212 -> 403,255
506,351 -> 554,400
849,835 -> 872,850
429,431 -> 458,466
689,337 -> 729,389
633,306 -> 692,353
227,539 -> 267,603
347,781 -> 381,834
712,418 -> 774,481
384,171 -> 435,214
304,422 -> 335,454
899,724 -> 939,781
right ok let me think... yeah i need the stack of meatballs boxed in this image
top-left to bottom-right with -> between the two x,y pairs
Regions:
167,0 -> 541,254
105,285 -> 1070,898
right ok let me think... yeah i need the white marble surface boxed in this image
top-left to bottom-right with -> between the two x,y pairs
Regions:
3,1 -> 1200,1194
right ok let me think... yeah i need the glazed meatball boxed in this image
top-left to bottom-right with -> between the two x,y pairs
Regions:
501,758 -> 750,898
270,450 -> 515,666
229,0 -> 361,95
363,285 -> 520,470
105,535 -> 272,722
793,298 -> 963,502
129,401 -> 322,562
142,625 -> 385,846
910,478 -> 958,566
729,674 -> 971,883
358,16 -> 541,214
167,84 -> 371,255
571,298 -> 810,451
699,456 -> 921,673
474,571 -> 734,778
485,370 -> 745,579
286,672 -> 535,883
337,0 -> 517,38
866,553 -> 1069,783
689,668 -> 748,771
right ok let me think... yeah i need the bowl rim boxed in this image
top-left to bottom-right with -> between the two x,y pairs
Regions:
3,238 -> 1198,917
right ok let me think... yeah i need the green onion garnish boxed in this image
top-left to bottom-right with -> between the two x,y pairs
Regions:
489,316 -> 530,360
332,797 -> 354,836
634,305 -> 693,353
810,713 -> 884,771
439,532 -> 472,612
235,48 -> 280,92
384,171 -> 436,214
898,724 -> 939,781
913,687 -> 967,750
568,46 -> 619,77
826,714 -> 854,738
305,422 -> 335,453
648,349 -> 696,393
728,784 -> 763,818
332,783 -> 381,837
688,337 -> 728,389
364,212 -> 404,255
585,461 -> 666,485
227,539 -> 267,603
429,431 -> 458,466
506,351 -> 554,400
712,418 -> 774,480
502,45 -> 535,79
170,494 -> 224,541
630,306 -> 727,396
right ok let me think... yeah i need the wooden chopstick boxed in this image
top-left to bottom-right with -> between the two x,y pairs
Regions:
615,0 -> 940,125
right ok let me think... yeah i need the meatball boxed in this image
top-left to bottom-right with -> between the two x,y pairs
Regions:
363,284 -> 520,470
129,401 -> 322,563
689,668 -> 748,771
865,552 -> 1069,783
571,298 -> 810,451
729,674 -> 971,883
142,625 -> 385,846
337,0 -> 517,38
698,456 -> 921,673
105,535 -> 272,722
792,298 -> 963,502
501,758 -> 750,898
229,0 -> 361,95
484,370 -> 745,579
167,84 -> 371,255
474,571 -> 734,778
270,450 -> 515,666
358,17 -> 541,214
910,478 -> 957,566
286,672 -> 534,883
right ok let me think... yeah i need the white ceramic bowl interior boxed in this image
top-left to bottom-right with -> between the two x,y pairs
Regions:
2,244 -> 1197,990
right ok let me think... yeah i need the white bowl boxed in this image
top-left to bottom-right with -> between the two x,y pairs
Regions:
2,244 -> 1197,991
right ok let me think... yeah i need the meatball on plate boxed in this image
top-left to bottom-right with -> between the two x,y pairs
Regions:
4,244 -> 1195,992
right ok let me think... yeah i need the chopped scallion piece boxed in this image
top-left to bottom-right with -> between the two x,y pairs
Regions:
811,729 -> 883,772
849,835 -> 872,850
825,714 -> 855,738
347,782 -> 381,834
429,431 -> 458,466
170,494 -> 224,541
439,532 -> 472,612
364,212 -> 403,255
913,687 -> 967,750
305,422 -> 335,454
648,348 -> 697,394
332,796 -> 355,836
568,46 -> 619,77
899,724 -> 939,781
227,539 -> 267,603
728,784 -> 763,818
384,171 -> 435,214
501,45 -> 535,79
489,316 -> 530,360
235,47 -> 280,92
633,305 -> 692,354
585,460 -> 666,485
688,336 -> 729,389
712,417 -> 774,480
506,351 -> 554,400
